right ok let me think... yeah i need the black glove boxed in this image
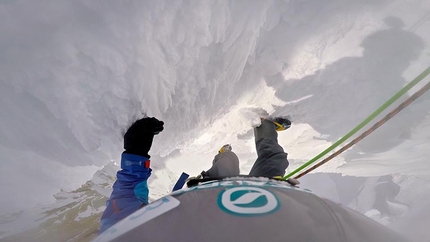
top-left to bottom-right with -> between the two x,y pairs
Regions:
124,117 -> 164,158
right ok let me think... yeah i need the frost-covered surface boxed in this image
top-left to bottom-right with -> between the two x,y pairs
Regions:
1,0 -> 430,241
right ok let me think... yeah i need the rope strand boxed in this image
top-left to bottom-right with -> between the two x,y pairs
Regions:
294,80 -> 430,179
283,66 -> 430,180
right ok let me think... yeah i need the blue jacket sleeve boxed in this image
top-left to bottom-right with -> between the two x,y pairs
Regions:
99,153 -> 152,234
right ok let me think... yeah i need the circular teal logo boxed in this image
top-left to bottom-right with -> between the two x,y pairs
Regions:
218,186 -> 280,216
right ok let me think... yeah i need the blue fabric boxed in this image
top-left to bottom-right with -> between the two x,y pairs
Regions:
99,153 -> 152,234
172,172 -> 189,191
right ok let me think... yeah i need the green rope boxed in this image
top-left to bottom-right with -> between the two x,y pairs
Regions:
283,66 -> 430,180
294,80 -> 430,179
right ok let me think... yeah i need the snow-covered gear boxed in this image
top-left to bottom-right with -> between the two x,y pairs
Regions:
124,117 -> 164,158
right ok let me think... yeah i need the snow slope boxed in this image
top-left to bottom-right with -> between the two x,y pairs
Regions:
1,0 -> 430,241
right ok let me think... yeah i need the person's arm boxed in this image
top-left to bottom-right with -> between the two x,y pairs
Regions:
203,155 -> 218,178
99,117 -> 164,234
204,166 -> 216,178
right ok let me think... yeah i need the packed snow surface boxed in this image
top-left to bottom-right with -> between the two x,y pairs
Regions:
1,0 -> 430,241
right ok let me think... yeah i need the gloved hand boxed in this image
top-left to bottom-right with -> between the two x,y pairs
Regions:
124,117 -> 164,158
199,170 -> 207,179
185,171 -> 207,182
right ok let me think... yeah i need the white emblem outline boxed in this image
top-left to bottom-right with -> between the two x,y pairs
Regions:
219,186 -> 279,216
